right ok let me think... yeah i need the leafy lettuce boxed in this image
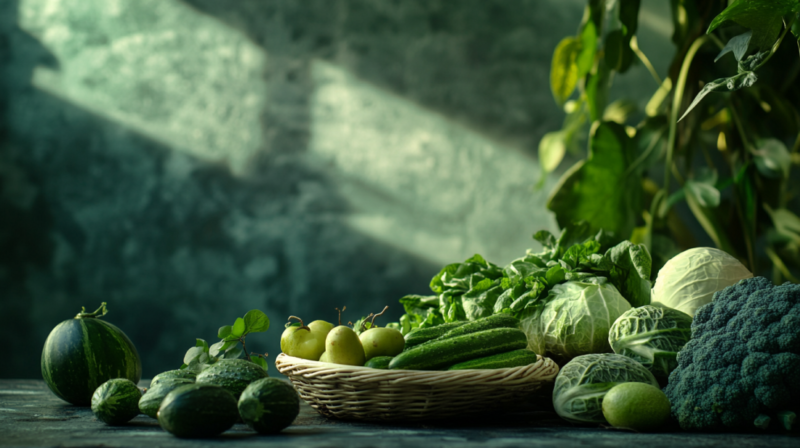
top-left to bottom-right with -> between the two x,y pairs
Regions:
396,224 -> 652,335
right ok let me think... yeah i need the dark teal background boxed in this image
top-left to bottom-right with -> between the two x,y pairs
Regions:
0,0 -> 671,378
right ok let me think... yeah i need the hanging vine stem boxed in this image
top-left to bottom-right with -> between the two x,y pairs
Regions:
665,35 -> 708,195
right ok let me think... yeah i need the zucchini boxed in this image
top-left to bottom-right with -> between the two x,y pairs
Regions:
439,314 -> 519,339
364,356 -> 393,369
403,322 -> 466,349
389,327 -> 528,370
447,349 -> 538,370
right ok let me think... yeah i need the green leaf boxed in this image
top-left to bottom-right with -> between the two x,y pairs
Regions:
603,99 -> 637,124
577,20 -> 598,78
550,36 -> 581,106
223,346 -> 244,359
766,207 -> 800,245
617,0 -> 641,73
243,309 -> 270,333
604,29 -> 625,71
209,340 -> 238,357
195,338 -> 209,352
546,121 -> 643,241
585,61 -> 610,122
752,138 -> 791,179
707,0 -> 800,50
183,346 -> 205,365
232,317 -> 246,337
217,325 -> 232,339
539,131 -> 568,173
250,356 -> 269,371
602,240 -> 652,307
678,77 -> 735,122
715,31 -> 752,62
685,170 -> 721,208
793,13 -> 800,38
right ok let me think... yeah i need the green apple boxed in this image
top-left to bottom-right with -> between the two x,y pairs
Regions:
325,326 -> 365,366
281,318 -> 333,360
359,327 -> 405,360
319,351 -> 330,362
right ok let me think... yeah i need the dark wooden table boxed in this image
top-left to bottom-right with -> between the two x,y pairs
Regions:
1,379 -> 798,447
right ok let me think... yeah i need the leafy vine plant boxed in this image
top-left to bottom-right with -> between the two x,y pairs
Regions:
542,0 -> 800,282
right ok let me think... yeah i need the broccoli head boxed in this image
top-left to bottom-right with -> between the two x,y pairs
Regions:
663,277 -> 800,431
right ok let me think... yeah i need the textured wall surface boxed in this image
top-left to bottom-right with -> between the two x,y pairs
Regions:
0,0 -> 670,378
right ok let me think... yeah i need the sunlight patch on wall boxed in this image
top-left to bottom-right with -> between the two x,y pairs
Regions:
18,0 -> 267,175
309,60 -> 557,266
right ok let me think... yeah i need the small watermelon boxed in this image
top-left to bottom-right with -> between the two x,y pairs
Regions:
139,378 -> 195,418
150,369 -> 196,387
195,359 -> 268,399
238,378 -> 299,434
158,384 -> 238,438
41,303 -> 141,405
91,378 -> 142,425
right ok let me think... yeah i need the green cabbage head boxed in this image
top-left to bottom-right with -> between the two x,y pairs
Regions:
608,304 -> 692,382
553,353 -> 659,424
521,277 -> 631,359
651,247 -> 752,316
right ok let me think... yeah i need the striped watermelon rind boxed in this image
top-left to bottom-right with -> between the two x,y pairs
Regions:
91,378 -> 142,425
238,378 -> 299,434
41,312 -> 142,405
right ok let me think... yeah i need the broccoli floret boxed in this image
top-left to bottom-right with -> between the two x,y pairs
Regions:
663,277 -> 800,431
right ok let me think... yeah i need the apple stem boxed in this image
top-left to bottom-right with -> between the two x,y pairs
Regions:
370,306 -> 389,327
335,306 -> 346,326
359,313 -> 374,332
287,316 -> 311,332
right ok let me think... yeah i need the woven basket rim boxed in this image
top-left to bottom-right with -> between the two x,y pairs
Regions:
275,353 -> 559,385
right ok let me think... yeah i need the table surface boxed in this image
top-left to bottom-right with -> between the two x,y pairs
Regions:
1,379 -> 798,447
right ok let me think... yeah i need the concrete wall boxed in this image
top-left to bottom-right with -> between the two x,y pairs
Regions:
0,0 -> 671,378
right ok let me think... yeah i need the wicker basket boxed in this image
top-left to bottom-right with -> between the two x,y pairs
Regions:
275,353 -> 559,421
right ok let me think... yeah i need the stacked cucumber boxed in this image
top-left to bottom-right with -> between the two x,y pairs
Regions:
387,314 -> 537,371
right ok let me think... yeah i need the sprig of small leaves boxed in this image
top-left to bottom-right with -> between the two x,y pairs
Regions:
181,309 -> 271,372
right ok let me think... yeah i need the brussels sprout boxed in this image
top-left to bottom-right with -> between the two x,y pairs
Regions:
552,353 -> 659,424
608,305 -> 692,382
651,247 -> 752,316
521,277 -> 631,360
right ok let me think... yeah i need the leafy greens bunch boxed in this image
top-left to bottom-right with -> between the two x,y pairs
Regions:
542,0 -> 800,284
181,309 -> 271,372
397,224 -> 652,336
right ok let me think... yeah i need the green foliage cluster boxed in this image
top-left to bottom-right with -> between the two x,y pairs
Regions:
543,0 -> 800,281
181,310 -> 270,372
397,223 -> 651,334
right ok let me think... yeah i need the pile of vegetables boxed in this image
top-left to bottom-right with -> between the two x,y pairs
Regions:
396,223 -> 653,363
41,306 -> 300,438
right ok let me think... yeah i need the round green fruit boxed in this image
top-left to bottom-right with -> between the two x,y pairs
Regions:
150,369 -> 196,387
325,326 -> 365,366
195,359 -> 268,399
281,319 -> 333,360
157,384 -> 238,438
41,303 -> 141,405
238,378 -> 300,434
91,378 -> 142,425
601,382 -> 671,431
139,378 -> 194,418
359,327 -> 405,360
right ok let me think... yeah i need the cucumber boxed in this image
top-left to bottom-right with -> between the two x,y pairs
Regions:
195,359 -> 268,399
139,378 -> 194,418
157,384 -> 238,438
439,314 -> 519,339
364,356 -> 393,369
150,369 -> 196,387
403,322 -> 466,349
389,327 -> 528,370
238,378 -> 299,434
447,349 -> 538,370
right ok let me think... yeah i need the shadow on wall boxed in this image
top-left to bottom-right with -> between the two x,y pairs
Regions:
0,0 -> 572,378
